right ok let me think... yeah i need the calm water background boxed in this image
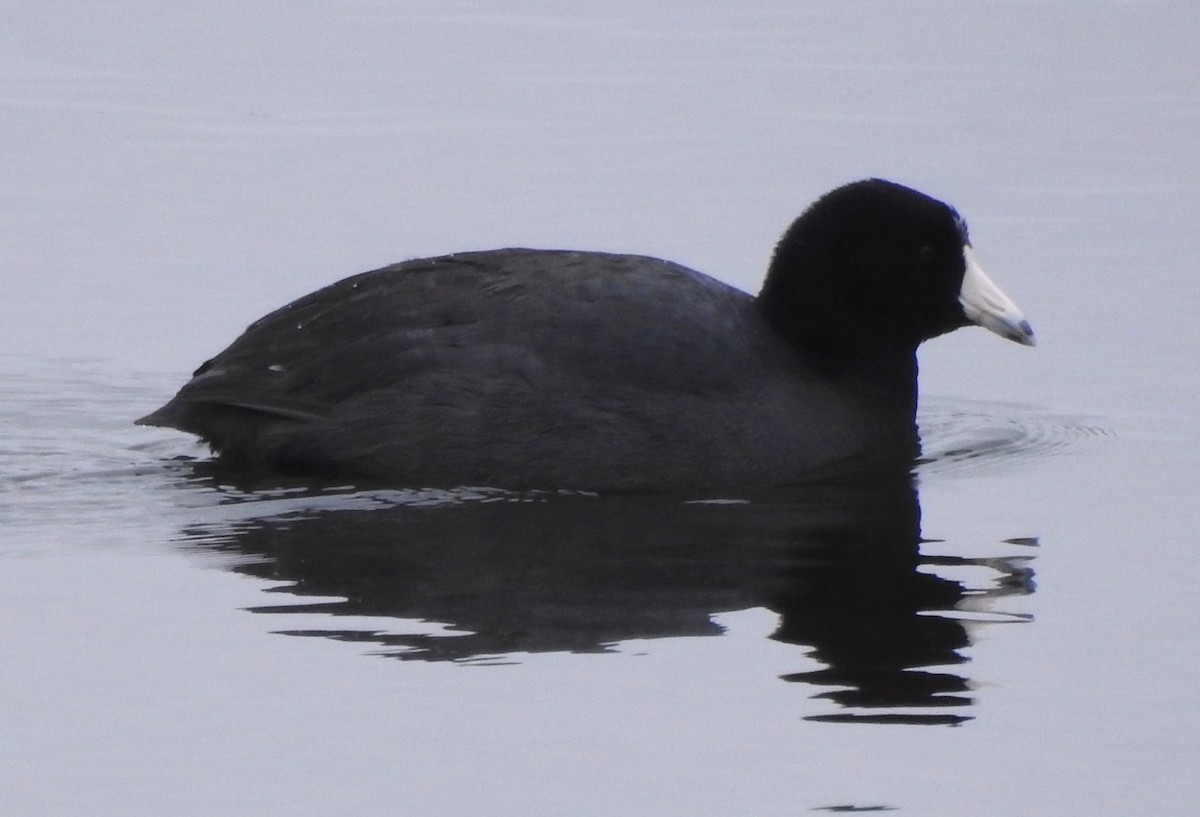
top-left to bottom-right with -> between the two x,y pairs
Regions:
3,3 -> 1198,815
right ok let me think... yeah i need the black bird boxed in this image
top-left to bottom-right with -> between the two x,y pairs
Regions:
139,179 -> 1035,491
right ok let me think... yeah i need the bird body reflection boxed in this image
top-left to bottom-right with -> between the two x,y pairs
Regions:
180,466 -> 1035,726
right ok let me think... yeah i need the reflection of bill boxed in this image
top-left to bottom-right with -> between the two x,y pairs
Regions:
178,466 -> 1037,727
780,530 -> 1036,727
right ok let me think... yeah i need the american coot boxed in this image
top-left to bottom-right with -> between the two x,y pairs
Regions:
139,179 -> 1034,491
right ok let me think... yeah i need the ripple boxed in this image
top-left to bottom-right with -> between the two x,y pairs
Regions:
0,359 -> 1112,536
169,477 -> 583,542
916,396 -> 1110,478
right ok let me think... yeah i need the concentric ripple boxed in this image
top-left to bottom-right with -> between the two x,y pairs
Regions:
916,395 -> 1110,478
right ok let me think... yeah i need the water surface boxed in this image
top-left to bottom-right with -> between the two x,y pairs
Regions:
3,3 -> 1198,815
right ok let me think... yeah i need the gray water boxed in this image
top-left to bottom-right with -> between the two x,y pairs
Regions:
3,3 -> 1198,815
